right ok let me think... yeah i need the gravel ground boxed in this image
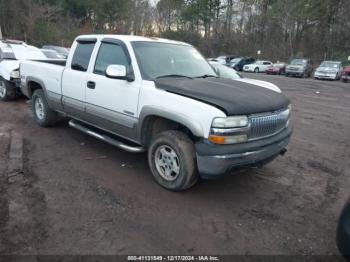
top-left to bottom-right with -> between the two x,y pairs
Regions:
0,74 -> 349,258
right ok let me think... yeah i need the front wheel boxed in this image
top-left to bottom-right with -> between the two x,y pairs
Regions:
32,89 -> 58,127
148,131 -> 198,191
0,77 -> 17,101
254,67 -> 259,73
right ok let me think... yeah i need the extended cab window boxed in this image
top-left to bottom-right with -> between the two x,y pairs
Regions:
94,42 -> 129,75
71,42 -> 95,72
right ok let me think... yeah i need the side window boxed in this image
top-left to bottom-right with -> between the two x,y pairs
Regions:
71,42 -> 95,72
94,42 -> 129,76
263,62 -> 271,65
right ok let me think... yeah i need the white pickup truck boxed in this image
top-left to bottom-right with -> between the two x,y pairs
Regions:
20,35 -> 292,191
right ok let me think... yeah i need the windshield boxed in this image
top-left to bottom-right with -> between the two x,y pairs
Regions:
290,59 -> 307,66
11,45 -> 46,60
42,50 -> 62,59
132,42 -> 217,80
44,46 -> 69,56
320,61 -> 340,68
210,62 -> 241,79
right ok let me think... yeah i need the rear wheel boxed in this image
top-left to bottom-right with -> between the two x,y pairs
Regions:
148,130 -> 198,191
32,89 -> 58,127
0,77 -> 17,101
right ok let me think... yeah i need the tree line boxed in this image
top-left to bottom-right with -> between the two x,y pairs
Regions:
0,0 -> 349,63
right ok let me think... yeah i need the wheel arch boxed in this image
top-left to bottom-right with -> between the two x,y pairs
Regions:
26,77 -> 47,98
138,106 -> 204,147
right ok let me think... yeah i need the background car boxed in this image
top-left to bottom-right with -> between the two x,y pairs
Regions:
314,61 -> 342,80
42,45 -> 69,59
266,62 -> 286,75
337,199 -> 350,261
215,55 -> 237,65
230,57 -> 255,71
243,60 -> 273,73
286,58 -> 313,77
341,66 -> 350,83
0,41 -> 46,101
41,49 -> 65,59
209,61 -> 281,93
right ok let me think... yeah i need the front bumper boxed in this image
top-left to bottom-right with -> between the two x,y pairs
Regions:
342,75 -> 350,81
286,70 -> 304,77
196,127 -> 292,179
315,72 -> 337,80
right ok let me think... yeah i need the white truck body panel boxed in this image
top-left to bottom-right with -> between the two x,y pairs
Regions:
20,61 -> 64,95
0,60 -> 19,80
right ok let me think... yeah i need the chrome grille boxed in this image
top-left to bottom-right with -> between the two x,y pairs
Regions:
249,108 -> 290,140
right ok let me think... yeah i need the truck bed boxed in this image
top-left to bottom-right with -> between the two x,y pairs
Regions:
20,60 -> 66,96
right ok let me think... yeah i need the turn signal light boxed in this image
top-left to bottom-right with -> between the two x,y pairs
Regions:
208,135 -> 248,145
208,135 -> 226,144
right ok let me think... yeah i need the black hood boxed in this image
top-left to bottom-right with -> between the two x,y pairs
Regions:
155,78 -> 290,116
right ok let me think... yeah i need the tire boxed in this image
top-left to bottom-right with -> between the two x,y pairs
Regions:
254,67 -> 259,73
32,89 -> 58,127
148,130 -> 198,191
285,73 -> 289,77
0,77 -> 17,101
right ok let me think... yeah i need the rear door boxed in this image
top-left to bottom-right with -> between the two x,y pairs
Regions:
62,38 -> 96,119
84,38 -> 141,141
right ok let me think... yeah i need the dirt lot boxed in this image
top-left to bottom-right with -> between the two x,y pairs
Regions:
0,74 -> 349,257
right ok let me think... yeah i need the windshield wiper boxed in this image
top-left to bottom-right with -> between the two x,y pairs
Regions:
156,74 -> 193,79
194,74 -> 218,79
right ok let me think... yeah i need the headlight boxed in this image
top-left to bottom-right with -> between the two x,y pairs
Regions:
10,70 -> 20,79
209,116 -> 249,144
212,116 -> 248,128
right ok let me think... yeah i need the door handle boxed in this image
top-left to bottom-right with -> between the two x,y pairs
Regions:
87,81 -> 96,89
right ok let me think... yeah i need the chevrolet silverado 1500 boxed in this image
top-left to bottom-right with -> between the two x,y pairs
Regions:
20,35 -> 292,191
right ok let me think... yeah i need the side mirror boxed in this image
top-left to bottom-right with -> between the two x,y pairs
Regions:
106,65 -> 134,82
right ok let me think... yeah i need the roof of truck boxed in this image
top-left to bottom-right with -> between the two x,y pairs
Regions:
76,34 -> 191,46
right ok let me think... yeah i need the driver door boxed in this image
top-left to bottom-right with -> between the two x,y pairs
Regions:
85,39 -> 141,140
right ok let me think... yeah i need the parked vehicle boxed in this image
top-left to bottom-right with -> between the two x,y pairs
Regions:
341,66 -> 350,83
0,40 -> 46,101
266,63 -> 287,75
243,60 -> 273,73
337,199 -> 350,261
20,35 -> 292,191
285,58 -> 313,78
209,61 -> 281,93
216,55 -> 237,65
42,45 -> 69,59
314,61 -> 342,80
230,57 -> 255,71
41,49 -> 65,59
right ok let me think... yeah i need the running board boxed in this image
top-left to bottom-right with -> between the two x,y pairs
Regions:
69,120 -> 146,153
